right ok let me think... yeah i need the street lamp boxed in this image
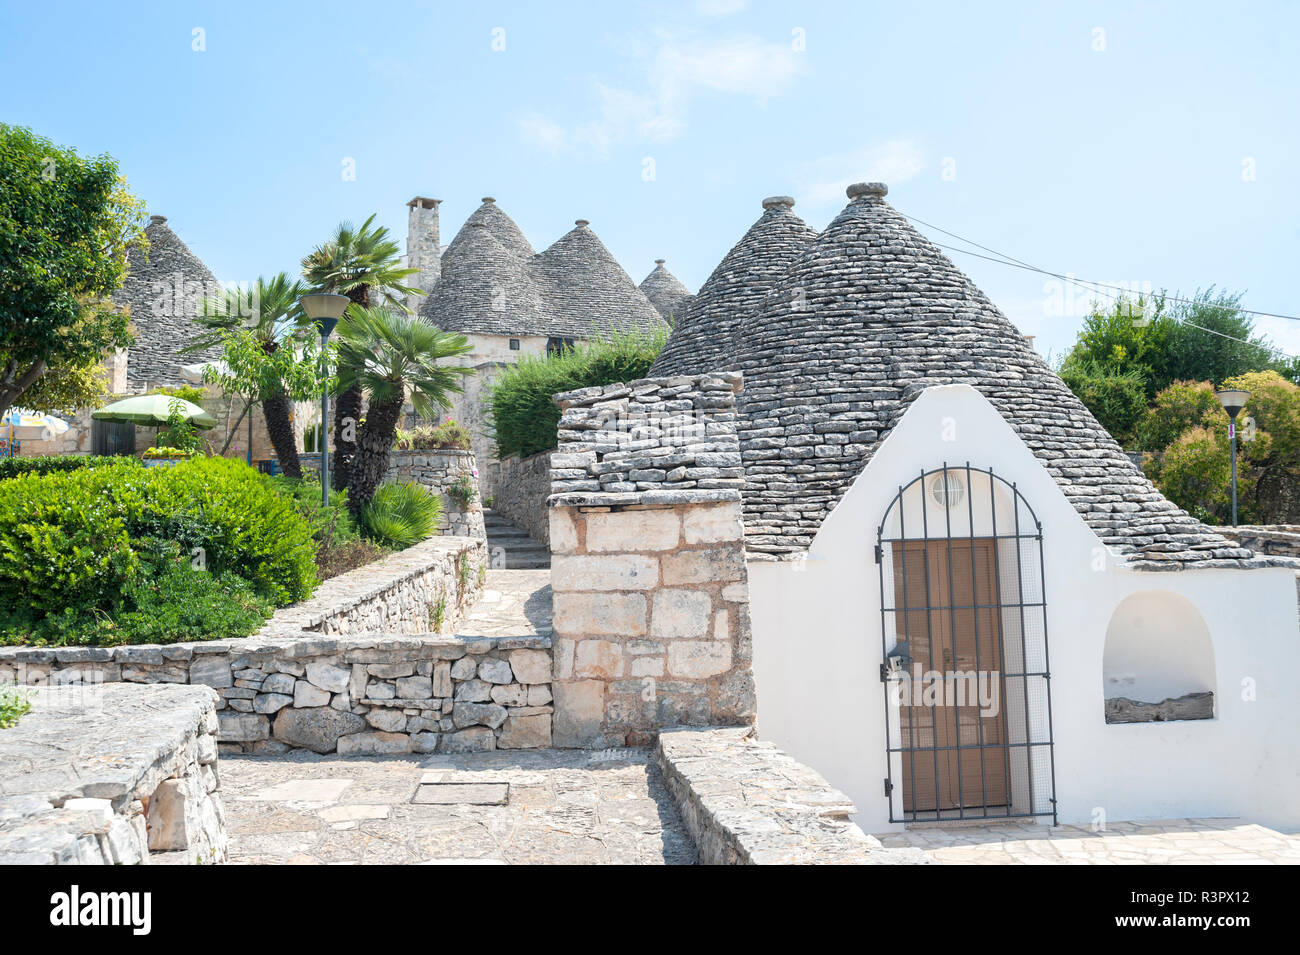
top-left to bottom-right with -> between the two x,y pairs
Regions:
1215,388 -> 1251,527
299,293 -> 349,506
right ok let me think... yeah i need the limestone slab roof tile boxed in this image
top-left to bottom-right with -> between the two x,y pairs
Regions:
650,196 -> 818,378
112,215 -> 223,386
639,259 -> 694,320
728,183 -> 1275,569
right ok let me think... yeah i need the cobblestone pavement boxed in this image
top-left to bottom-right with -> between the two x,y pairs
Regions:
222,746 -> 696,865
458,569 -> 552,639
874,819 -> 1300,864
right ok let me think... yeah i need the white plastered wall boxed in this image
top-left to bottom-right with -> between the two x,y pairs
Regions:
749,384 -> 1300,832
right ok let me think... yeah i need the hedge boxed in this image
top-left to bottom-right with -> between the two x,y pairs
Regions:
0,454 -> 138,481
486,326 -> 667,458
0,456 -> 318,645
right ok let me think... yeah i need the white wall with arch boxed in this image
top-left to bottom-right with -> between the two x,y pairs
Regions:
750,384 -> 1300,832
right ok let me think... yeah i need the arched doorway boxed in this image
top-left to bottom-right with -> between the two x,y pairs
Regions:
876,464 -> 1057,824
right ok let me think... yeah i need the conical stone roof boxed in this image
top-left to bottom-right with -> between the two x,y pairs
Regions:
532,221 -> 666,339
733,182 -> 1262,569
639,260 -> 693,320
441,197 -> 535,268
650,196 -> 817,378
113,215 -> 222,386
419,221 -> 551,335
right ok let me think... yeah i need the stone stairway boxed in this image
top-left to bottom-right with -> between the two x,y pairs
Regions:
484,508 -> 551,569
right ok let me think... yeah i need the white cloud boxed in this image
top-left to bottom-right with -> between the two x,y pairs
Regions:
697,0 -> 749,15
516,33 -> 803,158
799,140 -> 926,205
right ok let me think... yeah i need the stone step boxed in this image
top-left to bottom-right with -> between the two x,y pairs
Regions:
482,509 -> 550,569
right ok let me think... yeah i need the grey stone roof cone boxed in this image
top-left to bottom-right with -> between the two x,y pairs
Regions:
730,183 -> 1256,567
639,260 -> 694,321
650,194 -> 817,378
112,215 -> 222,386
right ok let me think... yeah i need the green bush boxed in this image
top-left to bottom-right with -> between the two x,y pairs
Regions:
1136,380 -> 1223,452
358,482 -> 442,547
0,685 -> 31,729
395,418 -> 472,451
0,457 -> 318,646
0,454 -> 137,481
1057,356 -> 1149,447
487,326 -> 668,458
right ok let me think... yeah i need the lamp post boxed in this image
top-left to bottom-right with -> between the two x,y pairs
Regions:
298,293 -> 350,506
1215,388 -> 1251,527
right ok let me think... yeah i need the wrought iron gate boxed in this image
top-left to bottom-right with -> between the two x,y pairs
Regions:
876,464 -> 1057,824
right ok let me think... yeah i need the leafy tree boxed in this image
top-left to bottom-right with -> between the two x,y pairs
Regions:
1224,370 -> 1300,521
1148,426 -> 1254,525
334,306 -> 470,516
1135,380 -> 1222,452
0,124 -> 144,418
1056,356 -> 1149,446
1165,288 -> 1281,387
202,328 -> 327,469
301,215 -> 422,492
1058,294 -> 1176,401
194,273 -> 316,476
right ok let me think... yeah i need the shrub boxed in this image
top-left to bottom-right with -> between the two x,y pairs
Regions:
358,482 -> 442,547
447,473 -> 476,508
0,685 -> 31,729
1147,426 -> 1249,525
110,555 -> 273,645
0,457 -> 317,623
394,418 -> 472,451
1057,356 -> 1149,447
487,326 -> 668,457
142,446 -> 200,459
1136,380 -> 1222,452
0,454 -> 137,481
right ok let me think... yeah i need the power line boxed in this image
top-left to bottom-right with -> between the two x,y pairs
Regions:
898,209 -> 1300,324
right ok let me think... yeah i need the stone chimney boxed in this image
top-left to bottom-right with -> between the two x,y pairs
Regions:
406,197 -> 441,303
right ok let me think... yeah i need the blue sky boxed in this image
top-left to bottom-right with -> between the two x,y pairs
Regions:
3,0 -> 1298,359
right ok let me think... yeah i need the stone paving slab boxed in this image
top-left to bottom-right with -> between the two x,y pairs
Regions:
459,569 -> 552,639
874,819 -> 1300,864
221,746 -> 695,865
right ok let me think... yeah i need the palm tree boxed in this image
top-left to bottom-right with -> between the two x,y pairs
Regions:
335,305 -> 471,514
192,273 -> 311,477
302,215 -> 423,492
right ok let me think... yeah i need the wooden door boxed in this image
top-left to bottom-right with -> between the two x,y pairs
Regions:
893,538 -> 1008,815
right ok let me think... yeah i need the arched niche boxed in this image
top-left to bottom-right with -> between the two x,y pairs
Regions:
1102,591 -> 1216,723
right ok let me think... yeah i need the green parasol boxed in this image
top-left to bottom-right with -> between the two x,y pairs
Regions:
91,394 -> 217,429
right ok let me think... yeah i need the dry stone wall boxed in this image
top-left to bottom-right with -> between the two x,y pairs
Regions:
0,683 -> 226,865
495,450 -> 552,546
385,449 -> 486,538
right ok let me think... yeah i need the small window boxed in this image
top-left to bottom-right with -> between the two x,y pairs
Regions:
509,338 -> 520,351
547,336 -> 575,356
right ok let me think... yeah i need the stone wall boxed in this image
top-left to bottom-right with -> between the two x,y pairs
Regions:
1220,525 -> 1300,558
385,448 -> 486,538
0,683 -> 226,865
214,631 -> 552,755
654,727 -> 929,865
494,450 -> 552,545
547,373 -> 755,748
0,536 -> 494,753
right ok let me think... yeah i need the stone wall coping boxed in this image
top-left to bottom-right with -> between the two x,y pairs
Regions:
0,683 -> 217,803
654,726 -> 931,865
553,372 -> 742,408
549,488 -> 741,508
0,628 -> 548,667
388,448 -> 476,459
0,535 -> 487,666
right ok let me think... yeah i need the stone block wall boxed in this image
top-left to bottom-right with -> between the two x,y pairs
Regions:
0,537 -> 495,754
385,449 -> 486,538
213,633 -> 552,755
546,373 -> 755,748
494,450 -> 552,545
0,683 -> 226,865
